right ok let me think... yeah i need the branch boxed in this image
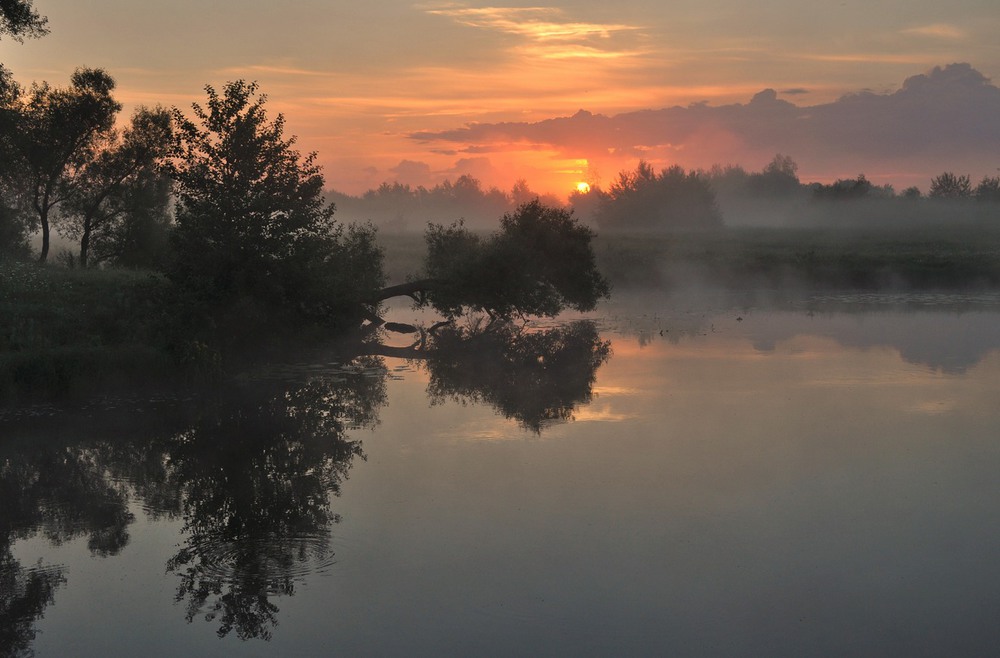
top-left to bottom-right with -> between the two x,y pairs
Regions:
368,278 -> 440,304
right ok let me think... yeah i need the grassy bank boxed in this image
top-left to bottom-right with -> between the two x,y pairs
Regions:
5,223 -> 1000,403
0,261 -> 177,404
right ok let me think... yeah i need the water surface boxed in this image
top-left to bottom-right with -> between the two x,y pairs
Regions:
3,291 -> 1000,656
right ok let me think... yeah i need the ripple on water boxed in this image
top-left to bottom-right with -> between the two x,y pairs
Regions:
175,531 -> 338,584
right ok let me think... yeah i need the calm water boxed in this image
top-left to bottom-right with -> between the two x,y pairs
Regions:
3,290 -> 1000,657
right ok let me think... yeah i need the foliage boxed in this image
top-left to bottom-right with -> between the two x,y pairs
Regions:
929,172 -> 973,199
56,106 -> 174,267
748,153 -> 801,195
1,67 -> 121,262
0,0 -> 48,41
975,176 -> 1000,203
168,80 -> 385,337
595,161 -> 722,231
810,174 -> 894,201
421,200 -> 610,319
0,261 -> 174,402
0,202 -> 30,260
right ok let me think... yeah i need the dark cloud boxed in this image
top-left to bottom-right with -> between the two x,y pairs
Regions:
409,64 -> 1000,181
447,156 -> 499,181
390,159 -> 432,179
781,88 -> 810,96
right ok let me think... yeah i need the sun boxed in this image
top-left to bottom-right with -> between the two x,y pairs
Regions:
575,181 -> 591,194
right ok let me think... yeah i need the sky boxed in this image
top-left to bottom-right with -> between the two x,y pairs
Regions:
2,0 -> 999,198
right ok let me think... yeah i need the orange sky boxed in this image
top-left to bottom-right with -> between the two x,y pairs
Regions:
3,1 -> 999,198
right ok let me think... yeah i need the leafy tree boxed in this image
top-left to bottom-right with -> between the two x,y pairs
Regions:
374,200 -> 609,320
748,153 -> 801,195
812,174 -> 874,200
84,167 -> 173,268
0,0 -> 48,41
929,172 -> 973,199
0,65 -> 30,258
57,106 -> 174,267
595,161 -> 721,231
975,176 -> 1000,203
168,80 -> 385,337
2,67 -> 121,262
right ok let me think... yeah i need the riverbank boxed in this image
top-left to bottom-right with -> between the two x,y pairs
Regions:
5,222 -> 1000,403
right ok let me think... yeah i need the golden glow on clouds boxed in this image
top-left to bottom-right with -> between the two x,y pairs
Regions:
424,6 -> 639,42
10,1 -> 997,196
902,24 -> 967,40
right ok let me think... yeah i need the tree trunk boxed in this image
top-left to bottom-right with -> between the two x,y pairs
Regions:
79,221 -> 91,268
38,210 -> 49,263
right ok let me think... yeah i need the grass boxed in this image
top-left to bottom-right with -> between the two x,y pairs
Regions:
0,261 -> 177,404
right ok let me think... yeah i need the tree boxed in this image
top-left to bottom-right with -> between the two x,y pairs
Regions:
2,67 -> 121,262
595,161 -> 721,231
748,153 -> 801,195
975,176 -> 1000,203
168,80 -> 384,336
929,172 -> 972,199
812,174 -> 874,200
0,0 -> 48,41
0,65 -> 30,258
57,106 -> 174,267
372,200 -> 609,321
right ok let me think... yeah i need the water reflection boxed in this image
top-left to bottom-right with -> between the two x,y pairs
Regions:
367,320 -> 611,432
160,361 -> 385,640
606,291 -> 1000,373
0,322 -> 611,646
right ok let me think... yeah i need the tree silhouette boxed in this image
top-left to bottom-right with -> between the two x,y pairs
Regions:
0,0 -> 48,42
595,161 -> 721,231
929,172 -> 973,199
372,200 -> 609,321
168,80 -> 384,338
1,68 -> 121,262
57,107 -> 174,267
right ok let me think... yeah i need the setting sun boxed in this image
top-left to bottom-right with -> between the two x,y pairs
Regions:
575,181 -> 591,194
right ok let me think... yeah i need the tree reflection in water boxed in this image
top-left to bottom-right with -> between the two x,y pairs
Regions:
0,321 -> 611,645
161,358 -> 385,640
1,437 -> 135,655
424,320 -> 611,432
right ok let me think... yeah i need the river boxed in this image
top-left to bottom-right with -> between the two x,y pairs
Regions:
3,289 -> 1000,656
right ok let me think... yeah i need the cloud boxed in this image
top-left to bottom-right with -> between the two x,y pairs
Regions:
902,23 -> 967,40
390,159 -> 435,185
447,156 -> 501,181
408,63 -> 1000,184
423,4 -> 644,60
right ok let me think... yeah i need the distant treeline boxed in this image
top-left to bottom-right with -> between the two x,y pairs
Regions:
330,155 -> 1000,233
327,177 -> 565,232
